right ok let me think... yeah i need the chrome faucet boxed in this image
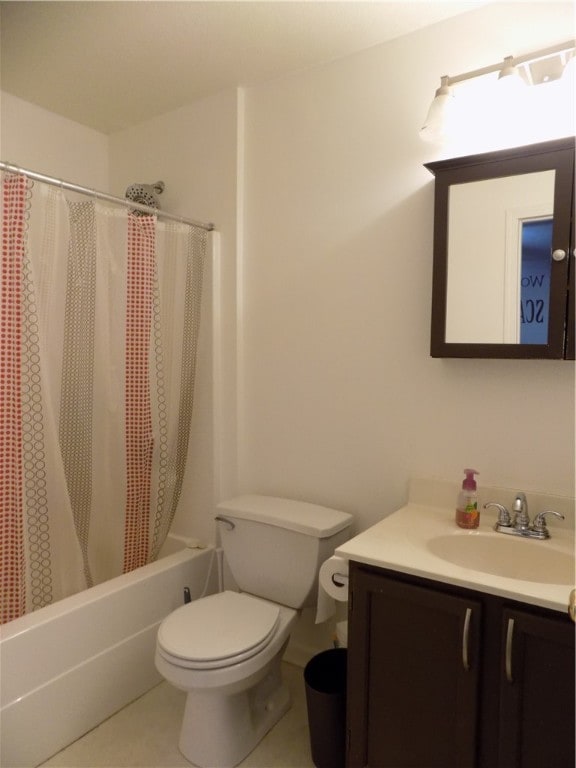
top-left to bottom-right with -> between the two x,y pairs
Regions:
484,492 -> 565,540
511,492 -> 530,531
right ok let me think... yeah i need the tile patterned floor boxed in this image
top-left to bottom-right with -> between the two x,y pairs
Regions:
40,662 -> 315,768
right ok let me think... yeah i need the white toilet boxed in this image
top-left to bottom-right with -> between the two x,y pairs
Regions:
155,495 -> 353,768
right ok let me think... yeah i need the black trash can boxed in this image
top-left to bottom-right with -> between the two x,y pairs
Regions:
304,648 -> 347,768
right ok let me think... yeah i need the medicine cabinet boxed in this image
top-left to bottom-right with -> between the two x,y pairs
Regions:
426,137 -> 575,359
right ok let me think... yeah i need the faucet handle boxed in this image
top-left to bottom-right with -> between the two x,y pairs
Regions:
484,502 -> 512,527
531,510 -> 565,536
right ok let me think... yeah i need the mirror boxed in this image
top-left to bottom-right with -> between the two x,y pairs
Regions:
426,138 -> 574,359
445,170 -> 555,344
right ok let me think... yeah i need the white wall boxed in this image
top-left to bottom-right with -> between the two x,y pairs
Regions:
108,88 -> 241,546
241,2 -> 575,538
1,91 -> 109,189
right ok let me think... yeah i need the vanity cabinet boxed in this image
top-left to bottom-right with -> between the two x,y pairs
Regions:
346,562 -> 575,768
497,607 -> 575,768
426,137 -> 575,359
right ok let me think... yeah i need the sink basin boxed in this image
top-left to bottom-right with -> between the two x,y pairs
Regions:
427,534 -> 575,585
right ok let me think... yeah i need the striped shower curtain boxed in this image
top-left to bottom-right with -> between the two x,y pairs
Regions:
0,172 -> 207,624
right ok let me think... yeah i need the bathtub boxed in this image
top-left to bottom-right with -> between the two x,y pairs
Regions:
0,536 -> 220,768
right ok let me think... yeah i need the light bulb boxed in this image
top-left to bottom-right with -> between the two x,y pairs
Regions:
420,77 -> 455,143
497,56 -> 527,96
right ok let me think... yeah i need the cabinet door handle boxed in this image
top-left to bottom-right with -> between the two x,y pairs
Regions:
462,607 -> 472,671
505,618 -> 515,683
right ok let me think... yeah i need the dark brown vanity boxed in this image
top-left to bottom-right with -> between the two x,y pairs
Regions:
337,492 -> 575,768
426,137 -> 575,358
346,562 -> 575,768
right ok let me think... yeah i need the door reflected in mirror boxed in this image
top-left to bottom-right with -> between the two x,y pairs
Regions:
520,217 -> 553,344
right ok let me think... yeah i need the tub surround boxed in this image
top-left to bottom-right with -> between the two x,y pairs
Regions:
336,478 -> 575,613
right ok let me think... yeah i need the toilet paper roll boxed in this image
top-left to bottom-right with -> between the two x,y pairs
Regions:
315,556 -> 349,624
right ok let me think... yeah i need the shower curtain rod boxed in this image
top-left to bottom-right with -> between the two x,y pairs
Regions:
0,161 -> 215,232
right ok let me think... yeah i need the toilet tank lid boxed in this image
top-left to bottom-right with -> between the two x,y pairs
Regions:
216,495 -> 352,537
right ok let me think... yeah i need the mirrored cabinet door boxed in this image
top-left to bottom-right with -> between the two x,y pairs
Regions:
426,138 -> 575,359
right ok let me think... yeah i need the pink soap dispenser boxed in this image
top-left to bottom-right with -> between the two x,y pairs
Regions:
456,469 -> 479,529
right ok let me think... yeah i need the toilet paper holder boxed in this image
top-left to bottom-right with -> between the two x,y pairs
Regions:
331,572 -> 349,588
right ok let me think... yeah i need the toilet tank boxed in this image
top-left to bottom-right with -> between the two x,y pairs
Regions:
215,495 -> 353,609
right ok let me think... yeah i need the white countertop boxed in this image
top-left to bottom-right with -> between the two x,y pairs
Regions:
336,502 -> 575,614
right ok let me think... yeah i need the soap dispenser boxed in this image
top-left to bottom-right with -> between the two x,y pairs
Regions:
456,469 -> 479,529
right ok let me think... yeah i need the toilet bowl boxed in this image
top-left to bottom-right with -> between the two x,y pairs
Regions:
155,495 -> 353,767
156,592 -> 297,767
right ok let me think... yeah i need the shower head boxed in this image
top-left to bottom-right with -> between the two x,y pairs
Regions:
125,181 -> 165,211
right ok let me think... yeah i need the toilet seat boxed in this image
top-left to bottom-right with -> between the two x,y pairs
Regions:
157,591 -> 281,670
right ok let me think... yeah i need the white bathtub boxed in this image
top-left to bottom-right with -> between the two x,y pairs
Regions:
0,537 -> 220,768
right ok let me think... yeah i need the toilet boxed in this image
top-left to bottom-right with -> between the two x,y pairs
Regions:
155,494 -> 353,768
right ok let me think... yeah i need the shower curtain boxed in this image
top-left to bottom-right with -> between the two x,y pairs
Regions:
0,172 -> 207,623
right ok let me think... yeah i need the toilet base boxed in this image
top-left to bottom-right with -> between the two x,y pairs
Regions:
178,654 -> 291,767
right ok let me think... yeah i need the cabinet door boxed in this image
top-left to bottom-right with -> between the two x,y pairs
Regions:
498,609 -> 575,768
347,567 -> 481,768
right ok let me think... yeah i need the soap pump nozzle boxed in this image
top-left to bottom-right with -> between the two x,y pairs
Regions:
462,468 -> 479,491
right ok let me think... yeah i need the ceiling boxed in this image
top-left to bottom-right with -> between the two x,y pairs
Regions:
1,1 -> 488,134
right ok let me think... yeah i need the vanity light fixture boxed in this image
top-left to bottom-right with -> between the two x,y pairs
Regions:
420,39 -> 575,143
